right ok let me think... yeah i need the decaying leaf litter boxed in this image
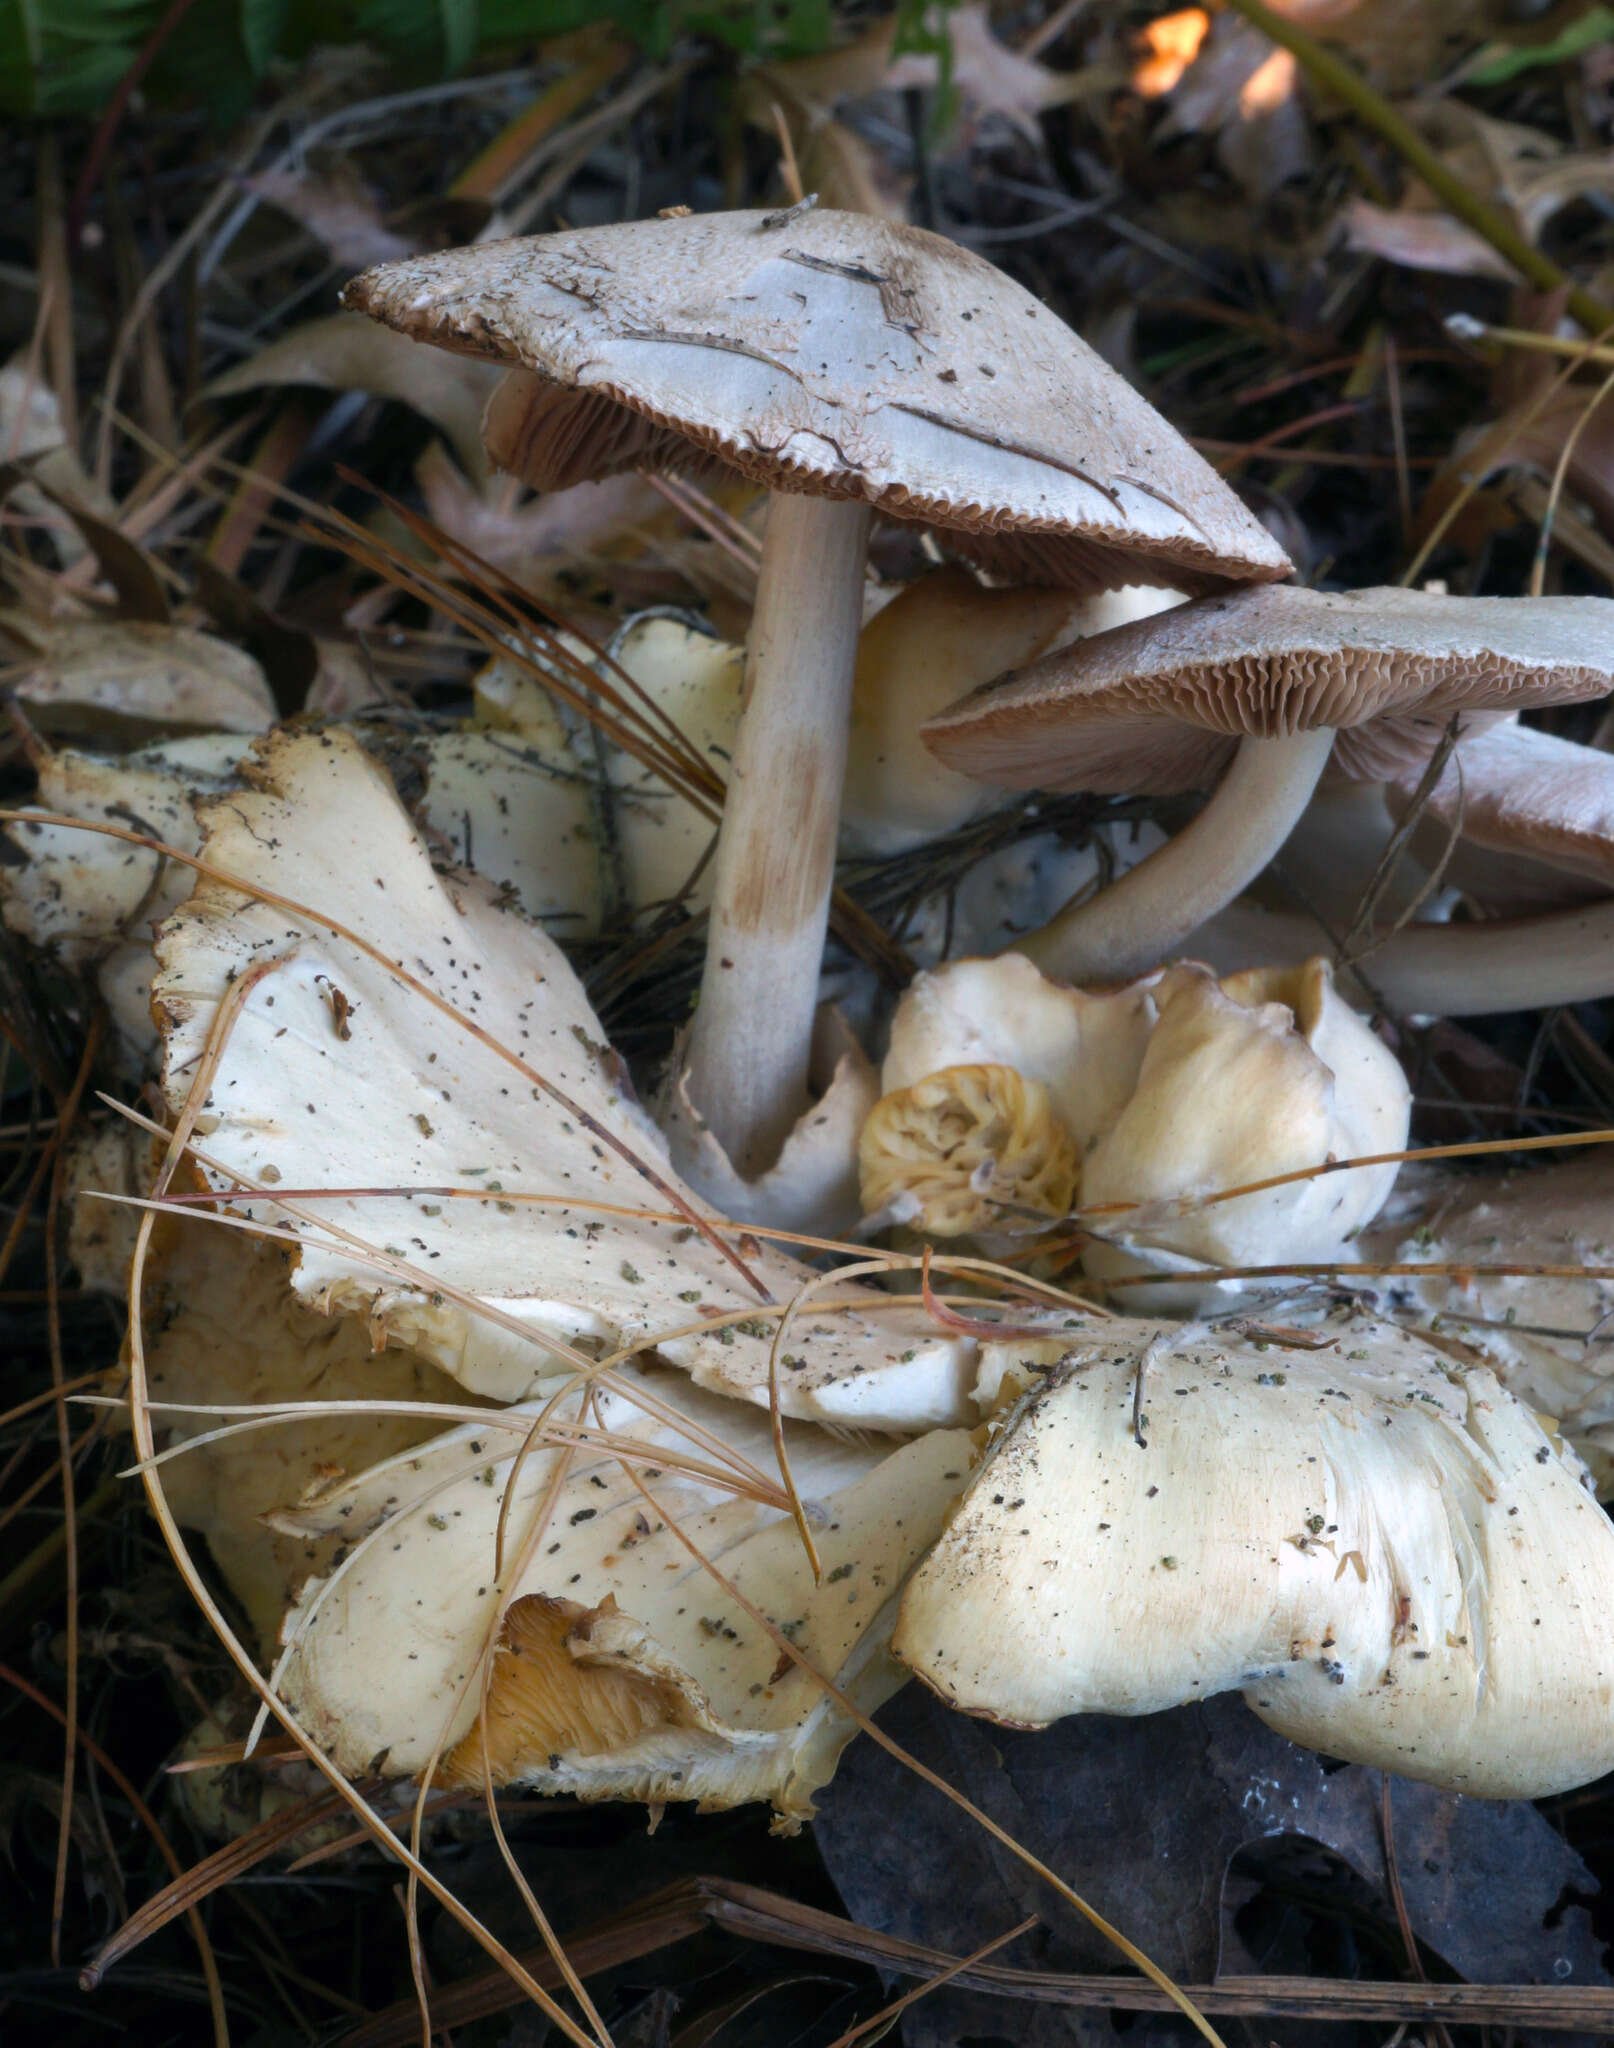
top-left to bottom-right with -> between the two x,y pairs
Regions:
17,5 -> 1614,2044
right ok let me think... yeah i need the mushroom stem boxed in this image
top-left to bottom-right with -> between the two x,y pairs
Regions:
1186,893 -> 1614,1016
682,493 -> 873,1178
1014,726 -> 1337,984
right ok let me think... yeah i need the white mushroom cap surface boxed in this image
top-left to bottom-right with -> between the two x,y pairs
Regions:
1080,959 -> 1410,1296
152,728 -> 981,1430
895,1314 -> 1614,1797
271,1363 -> 976,1819
343,208 -> 1290,595
925,583 -> 1614,792
1360,1157 -> 1614,1494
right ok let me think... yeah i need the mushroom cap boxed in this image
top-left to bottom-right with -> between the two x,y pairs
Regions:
1387,719 -> 1614,909
924,582 -> 1614,793
342,208 -> 1291,596
894,1314 -> 1614,1798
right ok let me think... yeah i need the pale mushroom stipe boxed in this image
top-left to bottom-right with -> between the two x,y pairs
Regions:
342,204 -> 1288,1188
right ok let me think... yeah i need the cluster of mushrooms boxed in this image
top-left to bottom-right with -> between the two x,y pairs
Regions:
17,201 -> 1614,1828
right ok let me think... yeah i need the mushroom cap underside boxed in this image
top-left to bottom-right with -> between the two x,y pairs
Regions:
924,582 -> 1614,792
343,207 -> 1290,596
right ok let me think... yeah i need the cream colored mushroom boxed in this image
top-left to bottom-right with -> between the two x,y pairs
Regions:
345,206 -> 1288,1187
924,583 -> 1614,987
265,1362 -> 976,1823
151,726 -> 983,1428
894,1312 -> 1614,1797
136,1215 -> 472,1649
859,950 -> 1409,1299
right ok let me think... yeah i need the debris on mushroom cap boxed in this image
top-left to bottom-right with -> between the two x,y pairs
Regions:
894,1312 -> 1614,1798
1386,719 -> 1614,912
151,727 -> 980,1431
342,208 -> 1291,594
136,1215 -> 472,1650
841,572 -> 1185,858
859,1064 -> 1080,1236
863,952 -> 1409,1292
0,615 -> 276,737
1359,1156 -> 1614,1495
1079,958 -> 1410,1301
269,1361 -> 976,1821
922,582 -> 1614,794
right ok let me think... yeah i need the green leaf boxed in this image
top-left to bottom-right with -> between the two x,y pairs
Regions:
1468,5 -> 1614,86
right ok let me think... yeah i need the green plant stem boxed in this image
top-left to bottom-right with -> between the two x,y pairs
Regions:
1224,0 -> 1614,338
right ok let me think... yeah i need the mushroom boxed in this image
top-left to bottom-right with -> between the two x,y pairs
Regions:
151,726 -> 985,1428
893,1312 -> 1614,1797
841,569 -> 1184,858
262,1361 -> 977,1822
1385,717 -> 1614,913
136,1215 -> 472,1649
923,582 -> 1614,985
858,950 -> 1409,1301
343,205 -> 1288,1186
1358,1154 -> 1614,1495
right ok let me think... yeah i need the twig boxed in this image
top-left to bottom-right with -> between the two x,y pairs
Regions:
1224,0 -> 1614,337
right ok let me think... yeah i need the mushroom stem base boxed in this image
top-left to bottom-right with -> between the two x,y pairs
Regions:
1015,725 -> 1336,985
681,492 -> 872,1179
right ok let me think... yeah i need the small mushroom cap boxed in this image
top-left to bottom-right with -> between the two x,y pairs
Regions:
924,583 -> 1614,792
343,208 -> 1290,595
1387,719 -> 1614,910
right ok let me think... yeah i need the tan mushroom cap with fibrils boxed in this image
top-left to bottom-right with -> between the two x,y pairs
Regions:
923,582 -> 1614,793
341,206 -> 1291,596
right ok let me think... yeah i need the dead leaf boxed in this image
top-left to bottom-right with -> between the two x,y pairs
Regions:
0,616 -> 275,736
756,7 -> 1095,151
1133,9 -> 1211,98
206,314 -> 500,485
817,1686 -> 1610,2046
244,165 -> 421,272
1343,197 -> 1517,279
887,5 -> 1093,138
1266,0 -> 1515,92
1156,15 -> 1315,200
1344,105 -> 1614,280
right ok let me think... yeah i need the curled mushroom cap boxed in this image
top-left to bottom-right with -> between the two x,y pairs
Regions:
894,1314 -> 1614,1798
151,727 -> 980,1431
344,207 -> 1289,594
922,583 -> 1614,983
269,1363 -> 975,1821
861,951 -> 1409,1296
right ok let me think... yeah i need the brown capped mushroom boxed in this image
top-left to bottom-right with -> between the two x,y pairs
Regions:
343,206 -> 1288,1183
924,583 -> 1614,986
1386,718 -> 1614,913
